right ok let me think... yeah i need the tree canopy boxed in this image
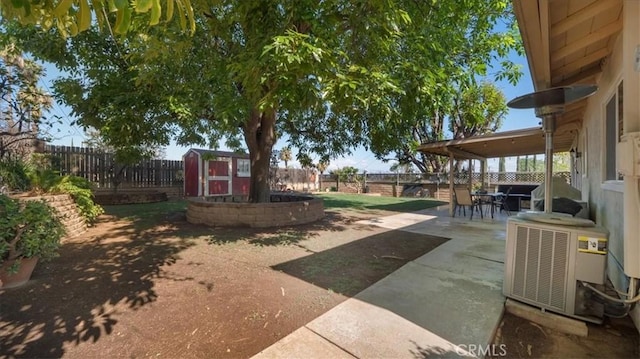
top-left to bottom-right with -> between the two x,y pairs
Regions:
0,44 -> 53,160
0,0 -> 195,36
394,80 -> 511,174
4,0 -> 522,202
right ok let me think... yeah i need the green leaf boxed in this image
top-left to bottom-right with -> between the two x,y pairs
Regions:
165,0 -> 173,21
107,0 -> 117,12
135,0 -> 153,13
114,5 -> 132,34
77,0 -> 91,32
149,0 -> 161,25
53,0 -> 74,17
113,0 -> 127,9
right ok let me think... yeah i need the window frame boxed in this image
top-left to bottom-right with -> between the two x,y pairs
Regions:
602,80 -> 624,191
236,158 -> 251,177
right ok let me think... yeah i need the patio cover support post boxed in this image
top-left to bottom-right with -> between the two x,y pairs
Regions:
480,160 -> 486,189
449,154 -> 455,216
468,159 -> 473,192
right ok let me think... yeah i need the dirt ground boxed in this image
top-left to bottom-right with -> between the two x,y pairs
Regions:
492,310 -> 639,358
0,206 -> 448,358
2,202 -> 639,359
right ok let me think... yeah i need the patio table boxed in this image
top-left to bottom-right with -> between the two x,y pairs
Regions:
472,192 -> 504,218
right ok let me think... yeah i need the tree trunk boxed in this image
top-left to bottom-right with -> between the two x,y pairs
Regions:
499,157 -> 505,181
244,107 -> 277,203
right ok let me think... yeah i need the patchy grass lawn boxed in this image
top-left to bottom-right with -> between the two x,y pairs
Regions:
103,193 -> 445,222
315,192 -> 446,213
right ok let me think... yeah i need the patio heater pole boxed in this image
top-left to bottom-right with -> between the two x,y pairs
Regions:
537,108 -> 557,214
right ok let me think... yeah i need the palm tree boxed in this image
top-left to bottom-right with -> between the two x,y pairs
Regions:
279,147 -> 292,188
316,160 -> 329,191
279,147 -> 292,168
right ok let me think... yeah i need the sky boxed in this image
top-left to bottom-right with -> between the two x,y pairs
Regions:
42,47 -> 540,174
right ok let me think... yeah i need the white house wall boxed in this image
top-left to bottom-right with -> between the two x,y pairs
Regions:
622,0 -> 640,329
581,0 -> 640,329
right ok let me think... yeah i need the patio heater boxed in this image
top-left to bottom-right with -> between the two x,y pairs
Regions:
507,85 -> 597,217
503,85 -> 610,324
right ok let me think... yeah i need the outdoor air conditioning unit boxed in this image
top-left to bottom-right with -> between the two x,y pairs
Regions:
503,217 -> 609,323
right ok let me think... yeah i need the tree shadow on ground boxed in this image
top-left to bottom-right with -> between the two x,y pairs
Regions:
366,200 -> 447,212
0,219 -> 195,358
100,200 -> 368,249
0,200 -> 383,356
272,230 -> 448,296
204,210 -> 369,247
409,340 -> 467,358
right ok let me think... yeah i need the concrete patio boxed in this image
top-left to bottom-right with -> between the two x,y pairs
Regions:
253,205 -> 510,358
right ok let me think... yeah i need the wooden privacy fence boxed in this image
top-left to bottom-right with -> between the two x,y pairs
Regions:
45,145 -> 183,188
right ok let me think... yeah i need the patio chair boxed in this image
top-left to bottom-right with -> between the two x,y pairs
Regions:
453,187 -> 483,220
492,186 -> 513,217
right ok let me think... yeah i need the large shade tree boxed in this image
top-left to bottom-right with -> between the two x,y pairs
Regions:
4,0 -> 521,202
392,81 -> 511,174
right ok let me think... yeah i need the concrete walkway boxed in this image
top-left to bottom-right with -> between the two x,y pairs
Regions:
253,207 -> 509,358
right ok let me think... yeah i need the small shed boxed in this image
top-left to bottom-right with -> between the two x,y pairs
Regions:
183,149 -> 251,197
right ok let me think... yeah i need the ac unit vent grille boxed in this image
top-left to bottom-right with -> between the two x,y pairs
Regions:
512,225 -> 570,311
551,231 -> 569,309
525,229 -> 541,300
512,226 -> 528,296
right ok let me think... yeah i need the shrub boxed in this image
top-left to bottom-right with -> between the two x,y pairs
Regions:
50,176 -> 104,225
0,194 -> 66,271
0,158 -> 30,192
26,168 -> 62,194
25,165 -> 104,225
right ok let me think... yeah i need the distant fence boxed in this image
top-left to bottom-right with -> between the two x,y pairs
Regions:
44,145 -> 183,189
42,144 -> 571,193
322,171 -> 570,186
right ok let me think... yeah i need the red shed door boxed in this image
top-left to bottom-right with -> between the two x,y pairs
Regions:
184,152 -> 200,197
207,159 -> 231,195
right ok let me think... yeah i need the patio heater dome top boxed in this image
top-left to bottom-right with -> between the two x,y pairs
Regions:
507,85 -> 598,112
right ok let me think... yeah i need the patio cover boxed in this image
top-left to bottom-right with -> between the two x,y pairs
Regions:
416,126 -> 576,160
417,126 -> 576,216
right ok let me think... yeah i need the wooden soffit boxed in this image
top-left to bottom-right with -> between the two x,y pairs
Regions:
512,0 -> 623,122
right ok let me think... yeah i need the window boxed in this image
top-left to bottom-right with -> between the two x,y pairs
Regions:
605,81 -> 623,181
237,159 -> 250,177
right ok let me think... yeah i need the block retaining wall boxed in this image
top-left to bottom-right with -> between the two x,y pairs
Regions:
93,186 -> 183,199
186,194 -> 324,228
17,194 -> 87,239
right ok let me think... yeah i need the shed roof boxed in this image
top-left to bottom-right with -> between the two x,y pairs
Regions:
185,148 -> 250,159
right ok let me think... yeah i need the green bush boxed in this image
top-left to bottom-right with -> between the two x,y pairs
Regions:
0,159 -> 30,192
0,194 -> 66,270
50,176 -> 104,225
24,163 -> 103,224
26,168 -> 62,194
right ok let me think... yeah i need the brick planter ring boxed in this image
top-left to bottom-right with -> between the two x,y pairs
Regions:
186,194 -> 324,228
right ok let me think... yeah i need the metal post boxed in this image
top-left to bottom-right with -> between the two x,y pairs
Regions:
542,114 -> 556,213
449,154 -> 455,216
